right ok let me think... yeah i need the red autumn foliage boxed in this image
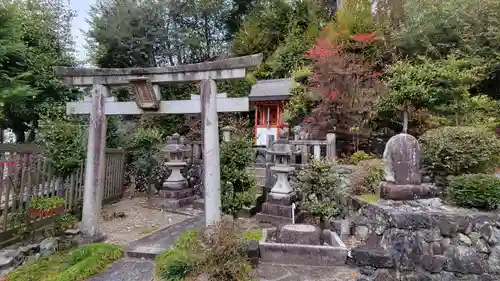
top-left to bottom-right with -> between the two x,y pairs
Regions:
301,29 -> 387,144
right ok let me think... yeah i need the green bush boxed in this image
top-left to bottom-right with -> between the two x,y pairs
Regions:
155,230 -> 200,280
7,243 -> 123,281
448,174 -> 500,210
351,159 -> 385,195
350,151 -> 374,165
220,135 -> 257,219
297,158 -> 347,228
420,126 -> 500,184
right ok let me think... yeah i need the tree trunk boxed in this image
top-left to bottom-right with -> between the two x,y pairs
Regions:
402,109 -> 409,134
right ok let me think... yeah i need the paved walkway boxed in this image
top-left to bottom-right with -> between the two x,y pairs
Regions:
87,215 -> 205,281
86,214 -> 360,281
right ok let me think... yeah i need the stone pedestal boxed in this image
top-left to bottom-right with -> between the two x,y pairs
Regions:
257,192 -> 302,225
380,182 -> 439,200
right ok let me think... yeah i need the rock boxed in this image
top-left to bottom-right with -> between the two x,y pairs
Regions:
475,238 -> 490,253
417,229 -> 442,243
390,211 -> 432,230
469,232 -> 480,243
0,256 -> 13,271
355,226 -> 370,242
359,267 -> 375,276
429,272 -> 455,281
440,238 -> 451,251
64,229 -> 81,235
277,224 -> 320,245
479,224 -> 500,245
487,245 -> 500,274
381,133 -> 422,185
350,245 -> 395,268
458,233 -> 472,246
420,254 -> 446,273
444,246 -> 485,274
40,237 -> 58,256
431,242 -> 443,255
372,269 -> 397,281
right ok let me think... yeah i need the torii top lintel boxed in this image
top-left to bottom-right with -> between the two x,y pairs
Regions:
54,54 -> 263,86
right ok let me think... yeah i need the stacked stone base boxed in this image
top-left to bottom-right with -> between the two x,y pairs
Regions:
348,196 -> 500,280
144,188 -> 194,210
380,181 -> 440,200
255,193 -> 303,225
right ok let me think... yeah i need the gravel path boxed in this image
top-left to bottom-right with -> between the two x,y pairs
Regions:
99,197 -> 192,245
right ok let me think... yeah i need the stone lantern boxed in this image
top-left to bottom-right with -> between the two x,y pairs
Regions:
256,127 -> 302,225
148,133 -> 194,210
162,133 -> 190,190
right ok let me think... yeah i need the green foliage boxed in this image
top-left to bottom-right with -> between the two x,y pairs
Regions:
37,112 -> 86,177
56,213 -> 78,230
284,69 -> 314,124
156,223 -> 254,281
357,159 -> 385,194
173,229 -> 200,249
380,55 -> 487,116
125,127 -> 164,185
29,196 -> 65,211
242,230 -> 262,241
155,230 -> 200,281
350,151 -> 373,164
420,126 -> 500,183
394,0 -> 500,61
297,158 -> 347,223
191,221 -> 253,281
220,135 -> 257,218
6,243 -> 124,281
360,193 -> 379,203
0,0 -> 76,142
155,247 -> 195,281
448,174 -> 500,210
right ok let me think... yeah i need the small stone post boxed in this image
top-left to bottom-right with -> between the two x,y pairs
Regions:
326,133 -> 336,163
201,79 -> 222,226
81,83 -> 108,241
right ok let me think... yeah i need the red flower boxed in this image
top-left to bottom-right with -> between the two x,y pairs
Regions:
375,72 -> 382,77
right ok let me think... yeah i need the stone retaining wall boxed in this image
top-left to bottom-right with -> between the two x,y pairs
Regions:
349,196 -> 500,281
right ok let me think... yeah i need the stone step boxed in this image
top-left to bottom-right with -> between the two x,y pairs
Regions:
125,215 -> 205,260
85,258 -> 154,281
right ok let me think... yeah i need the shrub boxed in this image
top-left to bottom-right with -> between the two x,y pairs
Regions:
297,158 -> 347,228
350,151 -> 373,164
351,159 -> 385,195
192,221 -> 253,281
7,243 -> 123,281
448,174 -> 500,210
155,230 -> 201,280
220,135 -> 257,219
420,126 -> 500,184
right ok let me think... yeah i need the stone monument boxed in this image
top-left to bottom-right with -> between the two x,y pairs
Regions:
147,133 -> 194,209
256,127 -> 302,224
380,133 -> 438,200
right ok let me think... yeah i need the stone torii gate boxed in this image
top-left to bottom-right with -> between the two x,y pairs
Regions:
54,54 -> 262,240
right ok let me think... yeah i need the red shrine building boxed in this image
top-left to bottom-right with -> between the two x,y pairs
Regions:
248,78 -> 293,146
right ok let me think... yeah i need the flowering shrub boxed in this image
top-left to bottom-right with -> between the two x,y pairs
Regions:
298,0 -> 387,140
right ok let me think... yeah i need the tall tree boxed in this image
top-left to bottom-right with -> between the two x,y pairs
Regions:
0,0 -> 77,142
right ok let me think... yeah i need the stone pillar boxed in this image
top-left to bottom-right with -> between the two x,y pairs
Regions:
256,127 -> 302,225
201,79 -> 221,226
147,133 -> 194,209
81,83 -> 108,242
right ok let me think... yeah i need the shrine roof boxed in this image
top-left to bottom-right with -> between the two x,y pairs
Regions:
249,78 -> 293,102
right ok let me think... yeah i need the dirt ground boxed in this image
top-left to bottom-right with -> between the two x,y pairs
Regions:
98,197 -> 198,245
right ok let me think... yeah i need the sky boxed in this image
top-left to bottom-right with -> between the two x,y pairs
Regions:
70,0 -> 96,63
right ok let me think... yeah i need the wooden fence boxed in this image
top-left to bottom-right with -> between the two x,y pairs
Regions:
0,144 -> 125,244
